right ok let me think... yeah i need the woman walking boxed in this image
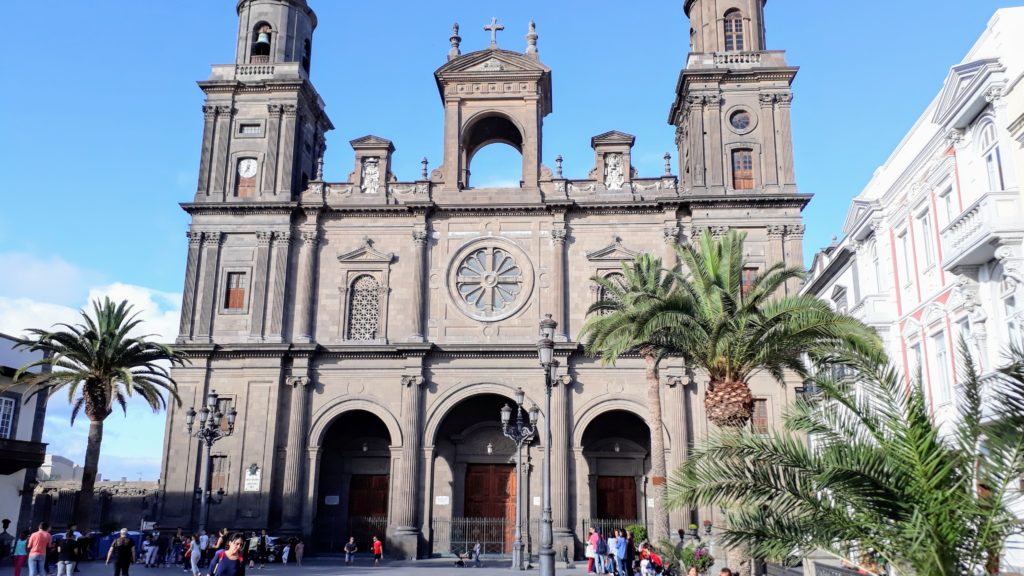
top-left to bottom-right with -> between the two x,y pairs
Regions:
189,535 -> 202,576
13,530 -> 30,576
105,529 -> 136,576
209,534 -> 245,576
55,531 -> 77,576
293,540 -> 304,567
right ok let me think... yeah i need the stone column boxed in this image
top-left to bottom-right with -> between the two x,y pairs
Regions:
209,106 -> 233,199
195,232 -> 223,342
392,375 -> 426,559
410,229 -> 428,341
263,104 -> 283,195
706,94 -> 724,189
551,227 -> 568,340
663,224 -> 680,268
177,231 -> 204,343
784,224 -> 805,295
663,375 -> 689,536
282,375 -> 312,529
774,93 -> 796,189
248,231 -> 273,341
758,94 -> 779,188
291,228 -> 318,343
277,105 -> 298,198
266,231 -> 291,342
301,448 -> 322,539
196,106 -> 217,197
767,223 -> 785,266
551,374 -> 574,552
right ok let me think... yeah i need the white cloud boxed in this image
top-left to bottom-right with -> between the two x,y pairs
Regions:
0,255 -> 182,481
0,252 -> 104,305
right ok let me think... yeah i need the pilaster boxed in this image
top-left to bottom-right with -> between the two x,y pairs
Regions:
177,231 -> 204,342
551,373 -> 574,551
663,375 -> 689,533
196,106 -> 217,198
282,375 -> 312,529
195,231 -> 223,342
758,94 -> 779,188
266,231 -> 291,342
248,231 -> 274,342
263,104 -> 284,195
706,93 -> 724,190
291,225 -> 319,343
409,229 -> 429,341
783,224 -> 805,294
551,226 -> 568,341
774,93 -> 796,190
766,224 -> 785,269
277,105 -> 298,198
210,106 -> 234,199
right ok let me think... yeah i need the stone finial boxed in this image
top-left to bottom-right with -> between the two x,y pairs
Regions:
315,154 -> 325,181
663,152 -> 672,176
484,17 -> 505,49
525,20 -> 538,57
555,154 -> 563,178
420,157 -> 429,180
448,23 -> 461,61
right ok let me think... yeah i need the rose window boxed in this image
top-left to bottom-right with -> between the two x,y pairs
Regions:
455,247 -> 525,318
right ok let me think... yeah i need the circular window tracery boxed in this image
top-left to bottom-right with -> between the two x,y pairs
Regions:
448,239 -> 535,322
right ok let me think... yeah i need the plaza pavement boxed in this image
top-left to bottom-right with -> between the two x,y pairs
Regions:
66,557 -> 599,576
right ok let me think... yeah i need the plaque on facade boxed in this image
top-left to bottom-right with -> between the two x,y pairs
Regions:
434,495 -> 450,506
243,464 -> 261,492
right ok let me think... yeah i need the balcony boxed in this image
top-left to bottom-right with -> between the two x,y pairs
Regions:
940,190 -> 1024,271
684,50 -> 788,70
0,438 -> 47,474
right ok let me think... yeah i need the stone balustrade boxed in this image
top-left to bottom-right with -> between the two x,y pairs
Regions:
940,190 -> 1024,269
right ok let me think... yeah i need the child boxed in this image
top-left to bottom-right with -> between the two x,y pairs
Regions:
282,543 -> 290,565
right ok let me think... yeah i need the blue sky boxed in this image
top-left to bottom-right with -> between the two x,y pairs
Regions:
1,0 -> 1018,480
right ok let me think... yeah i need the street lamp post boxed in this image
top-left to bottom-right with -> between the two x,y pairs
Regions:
184,389 -> 237,532
537,314 -> 558,576
501,387 -> 539,571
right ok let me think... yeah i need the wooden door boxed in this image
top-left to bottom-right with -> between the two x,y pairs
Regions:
348,475 -> 389,549
464,464 -> 516,553
596,476 -> 637,520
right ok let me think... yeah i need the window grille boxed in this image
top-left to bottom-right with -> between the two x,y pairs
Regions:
347,275 -> 381,340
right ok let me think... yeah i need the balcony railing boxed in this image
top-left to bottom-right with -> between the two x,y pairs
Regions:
940,190 -> 1024,270
713,51 -> 762,65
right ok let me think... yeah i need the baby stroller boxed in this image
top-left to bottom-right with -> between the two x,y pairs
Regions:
453,551 -> 467,567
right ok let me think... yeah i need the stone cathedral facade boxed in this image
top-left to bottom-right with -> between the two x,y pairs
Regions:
159,0 -> 809,559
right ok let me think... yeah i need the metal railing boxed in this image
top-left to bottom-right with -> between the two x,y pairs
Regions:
431,517 -> 511,557
348,516 -> 387,552
815,562 -> 863,576
580,518 -> 648,542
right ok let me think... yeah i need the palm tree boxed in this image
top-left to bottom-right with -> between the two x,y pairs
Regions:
580,253 -> 677,543
12,297 -> 186,530
665,340 -> 1024,576
645,229 -> 879,427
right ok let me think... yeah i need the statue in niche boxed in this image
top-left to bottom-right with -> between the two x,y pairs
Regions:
361,157 -> 380,194
604,153 -> 624,190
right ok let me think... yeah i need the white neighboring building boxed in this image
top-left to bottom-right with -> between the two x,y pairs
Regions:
803,8 -> 1024,571
0,333 -> 48,533
38,455 -> 86,482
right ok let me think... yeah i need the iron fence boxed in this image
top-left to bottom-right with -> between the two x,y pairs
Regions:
348,516 -> 388,552
431,517 -> 511,557
581,518 -> 648,542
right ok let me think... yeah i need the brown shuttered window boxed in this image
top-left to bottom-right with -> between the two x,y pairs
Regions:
751,398 -> 769,435
224,272 -> 247,310
732,149 -> 754,190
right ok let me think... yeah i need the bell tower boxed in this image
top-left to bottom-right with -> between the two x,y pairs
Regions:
192,0 -> 332,204
432,21 -> 552,199
668,0 -> 798,196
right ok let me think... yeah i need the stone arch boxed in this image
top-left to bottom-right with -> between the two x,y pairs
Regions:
309,397 -> 403,449
423,382 -> 542,448
461,111 -> 526,188
571,396 -> 671,449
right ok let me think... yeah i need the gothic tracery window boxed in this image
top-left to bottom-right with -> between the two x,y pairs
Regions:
597,272 -> 626,313
347,275 -> 380,341
724,10 -> 745,52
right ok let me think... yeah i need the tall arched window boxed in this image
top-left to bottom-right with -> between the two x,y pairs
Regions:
978,121 -> 1004,191
596,272 -> 626,315
302,39 -> 311,73
251,24 -> 272,63
347,275 -> 381,341
724,10 -> 745,52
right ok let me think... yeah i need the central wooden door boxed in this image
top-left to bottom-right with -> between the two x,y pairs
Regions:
348,474 -> 389,546
596,476 -> 637,520
464,464 -> 516,553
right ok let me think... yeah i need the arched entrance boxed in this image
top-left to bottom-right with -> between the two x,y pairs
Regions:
428,392 -> 537,557
579,410 -> 651,538
313,410 -> 393,553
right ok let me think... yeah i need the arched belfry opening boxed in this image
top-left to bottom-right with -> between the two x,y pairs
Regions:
463,113 -> 525,188
433,25 -> 552,197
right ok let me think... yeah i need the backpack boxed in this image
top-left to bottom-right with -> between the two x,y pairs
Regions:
596,536 -> 607,555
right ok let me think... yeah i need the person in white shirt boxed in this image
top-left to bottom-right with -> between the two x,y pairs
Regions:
198,531 -> 209,566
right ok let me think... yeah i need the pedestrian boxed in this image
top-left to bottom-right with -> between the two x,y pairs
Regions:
68,525 -> 82,574
595,529 -> 608,574
472,541 -> 482,568
720,568 -> 732,576
343,537 -> 357,566
371,536 -> 382,567
14,530 -> 30,576
55,531 -> 77,576
585,526 -> 598,575
105,529 -> 135,576
614,529 -> 628,576
293,541 -> 303,567
607,530 -> 619,576
281,542 -> 290,566
625,530 -> 636,576
189,535 -> 202,576
256,530 -> 268,569
197,531 -> 209,568
208,533 -> 245,576
26,523 -> 51,576
144,536 -> 160,568
207,529 -> 227,576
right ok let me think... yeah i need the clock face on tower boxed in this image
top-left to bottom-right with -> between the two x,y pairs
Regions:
238,158 -> 258,179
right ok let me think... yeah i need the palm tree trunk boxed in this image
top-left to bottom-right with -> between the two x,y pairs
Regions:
644,352 -> 670,543
74,417 -> 104,530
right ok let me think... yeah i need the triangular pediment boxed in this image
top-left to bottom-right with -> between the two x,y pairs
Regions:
842,199 -> 876,236
349,135 -> 395,151
933,58 -> 1005,127
337,239 -> 394,263
586,237 -> 640,261
436,49 -> 550,76
591,130 -> 636,148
